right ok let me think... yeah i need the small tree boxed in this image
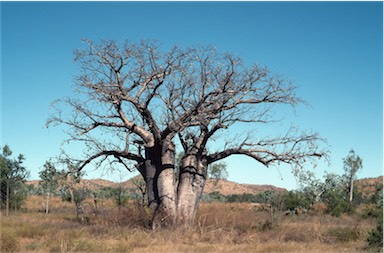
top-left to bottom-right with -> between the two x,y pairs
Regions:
131,176 -> 147,206
321,173 -> 352,216
58,161 -> 89,222
39,160 -> 60,214
73,186 -> 89,222
113,185 -> 129,209
343,149 -> 363,204
292,169 -> 326,212
208,162 -> 228,192
0,145 -> 29,216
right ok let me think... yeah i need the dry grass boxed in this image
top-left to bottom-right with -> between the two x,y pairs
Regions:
0,196 -> 378,252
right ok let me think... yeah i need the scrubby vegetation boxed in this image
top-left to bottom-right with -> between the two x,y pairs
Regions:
0,195 -> 381,253
1,176 -> 382,253
1,145 -> 382,252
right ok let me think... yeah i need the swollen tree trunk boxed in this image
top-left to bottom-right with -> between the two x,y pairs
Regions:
152,167 -> 176,229
139,140 -> 209,229
151,138 -> 177,229
140,160 -> 157,210
140,139 -> 177,229
176,154 -> 208,227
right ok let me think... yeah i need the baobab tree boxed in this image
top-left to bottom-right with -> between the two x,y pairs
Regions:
48,39 -> 327,228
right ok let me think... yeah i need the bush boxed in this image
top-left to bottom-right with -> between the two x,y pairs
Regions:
112,187 -> 129,208
283,190 -> 312,211
359,204 -> 379,219
327,227 -> 360,242
225,191 -> 284,204
226,193 -> 255,203
98,186 -> 115,199
367,222 -> 383,250
202,191 -> 227,202
323,189 -> 352,217
367,190 -> 383,251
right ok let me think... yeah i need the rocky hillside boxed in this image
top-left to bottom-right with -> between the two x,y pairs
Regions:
355,176 -> 383,197
26,175 -> 382,196
203,179 -> 286,195
26,176 -> 287,195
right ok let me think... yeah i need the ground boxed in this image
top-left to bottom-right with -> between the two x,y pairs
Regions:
0,195 -> 378,252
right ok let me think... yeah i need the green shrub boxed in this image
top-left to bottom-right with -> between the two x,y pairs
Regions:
202,191 -> 227,202
360,206 -> 373,219
328,227 -> 360,242
324,189 -> 352,217
112,187 -> 129,208
367,195 -> 383,251
367,226 -> 383,250
283,190 -> 312,211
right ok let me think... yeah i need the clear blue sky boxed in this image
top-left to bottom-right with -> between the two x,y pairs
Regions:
1,2 -> 383,189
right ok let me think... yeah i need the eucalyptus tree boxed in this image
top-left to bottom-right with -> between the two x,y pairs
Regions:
0,145 -> 29,216
343,149 -> 363,204
39,160 -> 60,214
49,39 -> 327,228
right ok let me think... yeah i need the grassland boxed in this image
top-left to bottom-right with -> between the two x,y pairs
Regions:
0,195 -> 379,253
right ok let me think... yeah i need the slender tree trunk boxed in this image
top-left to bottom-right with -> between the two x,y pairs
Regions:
76,201 -> 84,221
6,181 -> 9,217
45,192 -> 50,214
176,154 -> 207,227
93,193 -> 98,211
349,177 -> 354,204
69,189 -> 74,205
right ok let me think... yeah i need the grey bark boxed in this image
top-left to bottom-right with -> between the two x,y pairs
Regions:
176,154 -> 208,226
139,138 -> 177,229
151,138 -> 177,228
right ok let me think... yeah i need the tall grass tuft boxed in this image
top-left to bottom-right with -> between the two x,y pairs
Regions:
327,227 -> 361,243
0,228 -> 20,252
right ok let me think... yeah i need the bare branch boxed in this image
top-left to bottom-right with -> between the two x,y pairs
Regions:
207,129 -> 328,167
51,39 -> 328,186
78,150 -> 145,171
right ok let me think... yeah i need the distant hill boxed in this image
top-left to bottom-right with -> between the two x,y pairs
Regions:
26,176 -> 287,195
26,175 -> 382,197
355,176 -> 383,197
26,180 -> 40,188
203,179 -> 287,195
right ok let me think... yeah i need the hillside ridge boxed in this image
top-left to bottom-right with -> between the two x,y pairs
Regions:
26,175 -> 382,196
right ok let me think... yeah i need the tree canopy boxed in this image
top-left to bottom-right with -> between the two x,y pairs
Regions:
48,39 -> 328,228
0,145 -> 29,215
